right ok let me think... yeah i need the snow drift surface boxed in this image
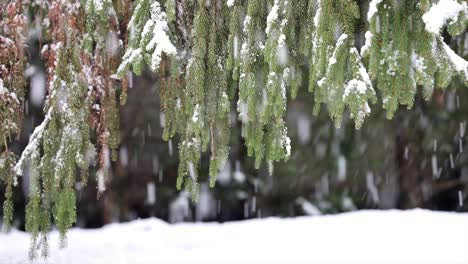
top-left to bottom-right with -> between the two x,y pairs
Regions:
0,209 -> 467,264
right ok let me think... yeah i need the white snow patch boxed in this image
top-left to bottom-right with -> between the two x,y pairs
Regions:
14,109 -> 53,177
344,79 -> 368,98
367,0 -> 383,21
361,31 -> 373,56
145,2 -> 177,71
266,0 -> 279,34
422,0 -> 467,35
1,210 -> 467,263
441,39 -> 468,80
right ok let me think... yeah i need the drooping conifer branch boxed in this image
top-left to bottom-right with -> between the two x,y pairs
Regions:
84,0 -> 123,190
6,0 -> 126,258
0,1 -> 27,233
116,0 -> 176,77
176,0 -> 211,200
308,0 -> 377,129
362,0 -> 467,119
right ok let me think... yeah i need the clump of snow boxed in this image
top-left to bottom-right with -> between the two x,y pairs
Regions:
344,48 -> 374,101
422,0 -> 467,35
360,31 -> 373,56
243,16 -> 251,32
117,1 -> 176,75
367,0 -> 384,21
1,210 -> 467,264
226,0 -> 235,7
146,2 -> 177,71
441,39 -> 468,80
329,34 -> 348,66
313,2 -> 321,27
266,0 -> 279,34
344,79 -> 368,98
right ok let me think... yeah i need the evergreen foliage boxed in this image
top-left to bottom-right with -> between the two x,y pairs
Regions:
0,0 -> 467,259
116,0 -> 176,77
362,0 -> 468,119
0,1 -> 27,234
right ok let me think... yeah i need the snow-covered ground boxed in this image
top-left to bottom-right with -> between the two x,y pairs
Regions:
1,209 -> 467,264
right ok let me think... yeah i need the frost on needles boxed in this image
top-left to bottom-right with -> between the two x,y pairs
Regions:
0,0 -> 467,260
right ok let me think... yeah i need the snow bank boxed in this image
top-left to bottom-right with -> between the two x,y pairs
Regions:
1,209 -> 467,264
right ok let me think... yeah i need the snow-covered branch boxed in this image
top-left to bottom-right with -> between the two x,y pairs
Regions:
422,0 -> 467,35
116,0 -> 176,77
14,108 -> 53,177
441,39 -> 468,81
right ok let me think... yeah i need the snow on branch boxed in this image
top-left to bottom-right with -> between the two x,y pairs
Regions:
14,108 -> 53,177
422,0 -> 467,35
367,0 -> 384,21
441,39 -> 468,81
116,0 -> 176,77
